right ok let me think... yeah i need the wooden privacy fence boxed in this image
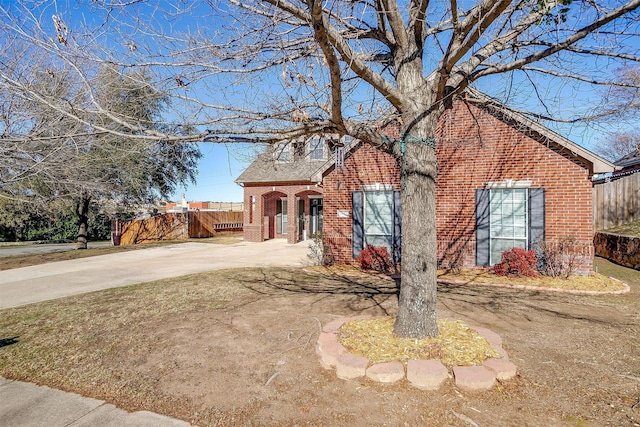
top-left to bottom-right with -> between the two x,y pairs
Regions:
593,173 -> 640,230
188,211 -> 243,238
116,211 -> 243,245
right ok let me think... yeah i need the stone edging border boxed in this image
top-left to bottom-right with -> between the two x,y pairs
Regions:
316,317 -> 517,392
437,276 -> 630,295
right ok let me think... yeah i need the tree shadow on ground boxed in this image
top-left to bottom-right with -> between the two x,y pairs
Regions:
236,267 -> 399,316
436,281 -> 635,330
231,266 -> 635,331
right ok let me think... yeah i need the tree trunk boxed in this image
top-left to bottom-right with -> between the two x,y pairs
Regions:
393,113 -> 440,338
75,194 -> 91,250
389,30 -> 442,337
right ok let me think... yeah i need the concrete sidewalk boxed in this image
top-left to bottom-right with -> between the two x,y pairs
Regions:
0,377 -> 192,426
0,239 -> 310,426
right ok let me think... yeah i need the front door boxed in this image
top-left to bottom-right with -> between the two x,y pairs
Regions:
297,199 -> 305,241
310,198 -> 323,237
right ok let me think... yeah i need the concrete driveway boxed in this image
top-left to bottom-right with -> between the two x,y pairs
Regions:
0,240 -> 310,310
0,241 -> 112,257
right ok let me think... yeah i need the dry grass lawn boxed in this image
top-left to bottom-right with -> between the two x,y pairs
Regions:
604,218 -> 640,237
0,257 -> 638,426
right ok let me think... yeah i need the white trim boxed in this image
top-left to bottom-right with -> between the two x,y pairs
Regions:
362,183 -> 394,191
486,179 -> 532,189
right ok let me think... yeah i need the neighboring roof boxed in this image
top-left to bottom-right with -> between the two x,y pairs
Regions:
464,88 -> 615,175
601,147 -> 640,180
614,146 -> 640,169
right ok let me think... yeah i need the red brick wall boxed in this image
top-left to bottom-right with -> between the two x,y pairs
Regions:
242,182 -> 323,244
323,143 -> 401,265
322,101 -> 595,273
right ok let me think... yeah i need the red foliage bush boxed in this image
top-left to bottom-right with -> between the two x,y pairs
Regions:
356,245 -> 393,272
493,247 -> 539,278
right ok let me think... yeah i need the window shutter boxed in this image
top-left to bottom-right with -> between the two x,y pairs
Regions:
475,189 -> 490,266
352,191 -> 364,258
393,190 -> 402,263
528,188 -> 545,251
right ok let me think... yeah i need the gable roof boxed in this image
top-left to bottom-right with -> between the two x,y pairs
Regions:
235,137 -> 341,184
464,88 -> 615,175
235,152 -> 330,184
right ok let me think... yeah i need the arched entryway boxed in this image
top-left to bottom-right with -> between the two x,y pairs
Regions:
262,191 -> 288,240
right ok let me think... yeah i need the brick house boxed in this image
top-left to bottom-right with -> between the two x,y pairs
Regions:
236,93 -> 614,274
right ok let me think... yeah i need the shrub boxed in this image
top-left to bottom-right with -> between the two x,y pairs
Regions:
356,245 -> 393,273
307,233 -> 334,266
493,247 -> 538,278
538,238 -> 579,278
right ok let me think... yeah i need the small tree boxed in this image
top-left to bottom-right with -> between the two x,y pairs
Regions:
0,64 -> 202,248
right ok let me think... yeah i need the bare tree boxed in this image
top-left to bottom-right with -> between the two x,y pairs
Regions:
596,129 -> 640,162
1,0 -> 639,336
596,66 -> 640,161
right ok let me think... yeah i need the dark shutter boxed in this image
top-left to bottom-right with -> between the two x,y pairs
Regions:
393,190 -> 402,263
475,189 -> 490,266
352,191 -> 364,258
528,188 -> 545,251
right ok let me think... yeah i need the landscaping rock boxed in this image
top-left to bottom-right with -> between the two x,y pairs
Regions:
316,332 -> 345,369
366,362 -> 404,384
406,359 -> 449,390
469,326 -> 502,347
453,366 -> 496,391
323,315 -> 374,333
483,358 -> 517,381
322,318 -> 348,334
336,353 -> 369,380
491,344 -> 509,360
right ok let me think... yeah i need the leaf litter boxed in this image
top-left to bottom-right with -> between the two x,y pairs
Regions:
338,317 -> 500,366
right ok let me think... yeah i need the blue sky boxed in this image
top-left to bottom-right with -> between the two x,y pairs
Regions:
5,0 -> 631,204
170,143 -> 250,203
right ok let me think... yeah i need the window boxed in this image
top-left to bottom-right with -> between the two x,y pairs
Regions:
489,189 -> 527,265
364,191 -> 394,251
475,187 -> 545,267
308,136 -> 325,160
274,143 -> 291,162
250,195 -> 255,223
276,198 -> 287,234
352,189 -> 401,261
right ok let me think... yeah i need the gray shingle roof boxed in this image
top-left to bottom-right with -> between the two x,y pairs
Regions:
235,139 -> 337,184
614,146 -> 640,169
235,152 -> 331,184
